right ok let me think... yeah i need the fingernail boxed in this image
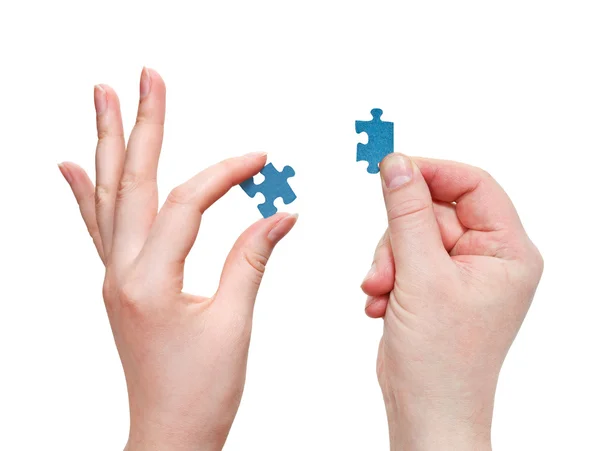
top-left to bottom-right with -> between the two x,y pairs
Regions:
140,67 -> 151,98
362,263 -> 376,284
382,154 -> 413,190
58,163 -> 73,184
94,85 -> 107,115
245,151 -> 268,158
267,214 -> 298,243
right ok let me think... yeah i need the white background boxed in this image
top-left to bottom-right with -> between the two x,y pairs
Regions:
1,1 -> 599,449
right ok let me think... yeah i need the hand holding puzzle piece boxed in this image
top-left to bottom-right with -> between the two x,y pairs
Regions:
239,108 -> 394,217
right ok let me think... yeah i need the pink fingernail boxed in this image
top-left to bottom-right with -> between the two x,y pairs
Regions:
140,67 -> 151,98
245,151 -> 268,158
382,153 -> 413,190
94,85 -> 107,115
267,214 -> 298,244
58,163 -> 73,184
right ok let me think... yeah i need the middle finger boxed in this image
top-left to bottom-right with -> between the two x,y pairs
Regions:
111,68 -> 166,267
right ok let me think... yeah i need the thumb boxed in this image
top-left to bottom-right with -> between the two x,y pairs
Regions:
214,213 -> 298,316
380,153 -> 448,273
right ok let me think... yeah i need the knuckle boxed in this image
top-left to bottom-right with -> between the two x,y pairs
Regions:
97,128 -> 124,141
117,280 -> 146,312
166,184 -> 195,206
463,164 -> 496,189
478,167 -> 493,180
371,232 -> 391,262
387,198 -> 430,224
529,245 -> 545,279
103,269 -> 164,318
134,116 -> 165,129
465,162 -> 494,181
97,128 -> 110,140
475,168 -> 497,191
117,173 -> 141,200
512,239 -> 544,285
95,185 -> 112,209
242,249 -> 269,282
117,173 -> 156,201
101,278 -> 115,302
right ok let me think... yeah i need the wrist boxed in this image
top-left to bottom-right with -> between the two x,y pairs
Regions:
126,421 -> 226,451
384,391 -> 493,451
125,436 -> 223,451
387,416 -> 491,451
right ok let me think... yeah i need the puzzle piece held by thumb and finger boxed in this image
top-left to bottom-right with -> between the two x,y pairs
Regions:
356,108 -> 394,174
240,162 -> 297,218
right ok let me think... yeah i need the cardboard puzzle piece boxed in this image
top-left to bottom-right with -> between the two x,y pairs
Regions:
240,162 -> 296,218
356,108 -> 394,174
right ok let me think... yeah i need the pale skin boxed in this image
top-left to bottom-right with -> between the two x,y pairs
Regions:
361,154 -> 543,450
60,68 -> 543,451
59,68 -> 298,451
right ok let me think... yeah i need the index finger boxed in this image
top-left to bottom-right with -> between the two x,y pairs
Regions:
138,153 -> 268,277
413,157 -> 523,232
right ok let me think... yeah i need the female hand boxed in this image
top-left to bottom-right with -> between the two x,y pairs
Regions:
361,154 -> 543,450
59,68 -> 297,451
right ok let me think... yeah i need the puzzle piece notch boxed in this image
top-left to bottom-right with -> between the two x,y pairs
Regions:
356,108 -> 394,174
240,162 -> 297,218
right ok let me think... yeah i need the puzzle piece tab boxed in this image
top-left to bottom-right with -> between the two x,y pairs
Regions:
240,163 -> 296,218
356,108 -> 394,174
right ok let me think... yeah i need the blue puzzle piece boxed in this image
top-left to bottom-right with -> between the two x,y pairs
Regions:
240,162 -> 297,218
356,108 -> 394,174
